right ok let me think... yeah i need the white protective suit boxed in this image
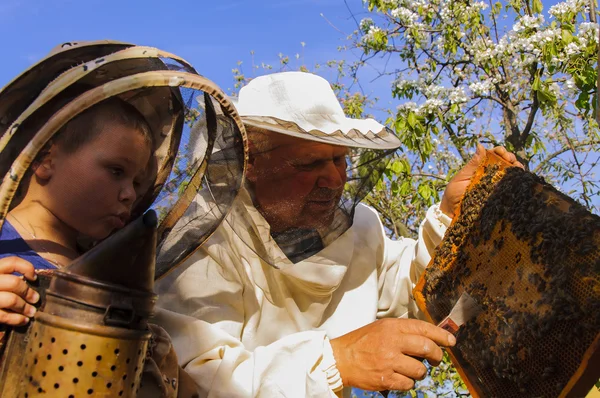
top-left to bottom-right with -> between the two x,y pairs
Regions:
154,188 -> 451,398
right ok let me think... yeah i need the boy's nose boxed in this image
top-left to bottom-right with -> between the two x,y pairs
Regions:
118,182 -> 137,204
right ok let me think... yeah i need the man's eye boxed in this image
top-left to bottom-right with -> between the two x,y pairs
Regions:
334,156 -> 346,166
294,162 -> 319,171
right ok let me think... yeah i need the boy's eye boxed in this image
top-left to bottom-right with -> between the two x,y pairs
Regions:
109,166 -> 124,177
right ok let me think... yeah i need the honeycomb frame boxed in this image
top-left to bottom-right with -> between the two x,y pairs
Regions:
414,151 -> 600,398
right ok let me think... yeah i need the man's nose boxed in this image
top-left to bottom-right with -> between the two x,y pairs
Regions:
316,161 -> 345,189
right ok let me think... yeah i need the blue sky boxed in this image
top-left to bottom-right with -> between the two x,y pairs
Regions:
0,0 -> 369,96
2,0 -> 596,210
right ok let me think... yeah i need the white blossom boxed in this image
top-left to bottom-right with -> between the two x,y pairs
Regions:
391,7 -> 419,24
469,80 -> 493,96
565,42 -> 581,56
362,25 -> 383,43
514,15 -> 545,32
549,0 -> 587,19
448,87 -> 468,104
359,18 -> 374,32
397,101 -> 418,112
420,99 -> 445,114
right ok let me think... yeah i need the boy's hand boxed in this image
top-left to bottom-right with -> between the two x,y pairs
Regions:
0,257 -> 39,326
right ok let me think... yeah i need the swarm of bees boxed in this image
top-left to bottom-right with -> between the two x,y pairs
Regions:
414,152 -> 600,398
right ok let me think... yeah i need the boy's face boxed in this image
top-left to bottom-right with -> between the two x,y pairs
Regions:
38,122 -> 152,240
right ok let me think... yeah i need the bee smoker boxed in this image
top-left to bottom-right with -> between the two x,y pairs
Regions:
0,210 -> 158,397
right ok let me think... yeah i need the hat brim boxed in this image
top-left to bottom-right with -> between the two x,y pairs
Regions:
0,41 -> 134,138
241,115 -> 401,150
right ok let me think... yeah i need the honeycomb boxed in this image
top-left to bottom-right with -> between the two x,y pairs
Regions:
414,152 -> 600,398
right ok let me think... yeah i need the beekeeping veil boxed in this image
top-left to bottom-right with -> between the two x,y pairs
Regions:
0,40 -> 246,278
0,41 -> 246,396
226,71 -> 400,266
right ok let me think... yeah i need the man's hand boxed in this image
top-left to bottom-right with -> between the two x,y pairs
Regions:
329,318 -> 456,392
0,257 -> 39,326
440,144 -> 523,218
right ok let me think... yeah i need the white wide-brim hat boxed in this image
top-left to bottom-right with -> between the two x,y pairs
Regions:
234,71 -> 401,150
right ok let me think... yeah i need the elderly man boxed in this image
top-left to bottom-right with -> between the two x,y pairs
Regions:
154,71 -> 520,397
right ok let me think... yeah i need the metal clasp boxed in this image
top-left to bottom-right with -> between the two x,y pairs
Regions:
103,305 -> 136,327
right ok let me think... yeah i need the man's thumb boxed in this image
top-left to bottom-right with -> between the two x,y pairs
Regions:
467,143 -> 486,168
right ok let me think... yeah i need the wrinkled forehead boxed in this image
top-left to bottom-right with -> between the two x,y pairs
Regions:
254,129 -> 350,157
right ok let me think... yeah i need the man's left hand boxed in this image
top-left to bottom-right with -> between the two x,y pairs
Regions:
440,144 -> 523,218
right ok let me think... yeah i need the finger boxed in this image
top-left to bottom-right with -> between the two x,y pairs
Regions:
392,354 -> 428,380
0,275 -> 40,304
476,143 -> 486,156
0,309 -> 30,326
491,146 -> 507,157
384,372 -> 416,392
495,147 -> 516,164
469,143 -> 486,165
0,257 -> 37,281
397,334 -> 444,365
392,319 -> 456,347
0,292 -> 36,318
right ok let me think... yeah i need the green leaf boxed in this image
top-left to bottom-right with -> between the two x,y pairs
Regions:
576,91 -> 591,112
407,112 -> 417,129
390,160 -> 404,174
418,183 -> 432,200
532,0 -> 543,14
400,180 -> 412,195
562,29 -> 573,45
532,74 -> 541,91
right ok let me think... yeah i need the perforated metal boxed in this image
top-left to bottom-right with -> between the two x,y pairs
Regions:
20,313 -> 148,397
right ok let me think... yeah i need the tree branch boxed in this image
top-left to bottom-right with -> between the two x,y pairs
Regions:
412,173 -> 449,181
520,86 -> 540,147
533,140 -> 600,173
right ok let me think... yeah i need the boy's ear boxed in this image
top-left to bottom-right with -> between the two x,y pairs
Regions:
33,145 -> 56,180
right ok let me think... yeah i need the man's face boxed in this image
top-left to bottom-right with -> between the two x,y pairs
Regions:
40,122 -> 152,240
247,131 -> 348,232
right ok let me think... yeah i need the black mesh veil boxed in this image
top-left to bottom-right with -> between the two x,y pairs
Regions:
0,43 -> 246,279
154,94 -> 245,277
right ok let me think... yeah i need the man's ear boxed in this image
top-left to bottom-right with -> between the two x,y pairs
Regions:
33,145 -> 56,180
246,143 -> 257,183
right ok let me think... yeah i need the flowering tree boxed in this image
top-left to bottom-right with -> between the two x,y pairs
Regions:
353,0 -> 599,238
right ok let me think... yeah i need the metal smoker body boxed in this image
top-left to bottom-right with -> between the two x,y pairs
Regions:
0,211 -> 158,397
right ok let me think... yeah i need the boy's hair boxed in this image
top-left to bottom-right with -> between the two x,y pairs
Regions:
11,97 -> 155,208
52,97 -> 154,153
